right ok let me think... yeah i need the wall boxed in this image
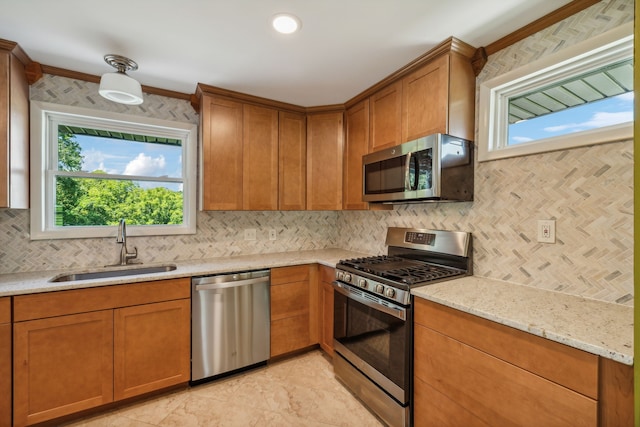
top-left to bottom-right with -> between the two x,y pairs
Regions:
337,0 -> 634,306
0,0 -> 633,307
0,74 -> 338,273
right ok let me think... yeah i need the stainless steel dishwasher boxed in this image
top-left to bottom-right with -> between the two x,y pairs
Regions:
191,269 -> 270,382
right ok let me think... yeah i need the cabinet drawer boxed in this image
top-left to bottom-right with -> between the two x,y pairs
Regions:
271,265 -> 310,285
0,297 -> 9,324
414,298 -> 598,398
14,278 -> 190,321
319,265 -> 334,284
415,324 -> 597,427
270,314 -> 311,357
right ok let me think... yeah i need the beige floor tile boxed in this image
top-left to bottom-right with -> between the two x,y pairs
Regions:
61,350 -> 385,427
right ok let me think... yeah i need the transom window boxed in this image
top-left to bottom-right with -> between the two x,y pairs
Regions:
31,101 -> 197,240
478,23 -> 633,161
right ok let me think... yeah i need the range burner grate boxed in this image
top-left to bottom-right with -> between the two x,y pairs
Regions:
340,255 -> 463,285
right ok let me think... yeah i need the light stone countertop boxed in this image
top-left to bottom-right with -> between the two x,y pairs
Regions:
0,249 -> 633,365
0,248 -> 368,297
411,275 -> 634,365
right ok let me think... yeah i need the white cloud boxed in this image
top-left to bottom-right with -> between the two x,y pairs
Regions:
544,111 -> 633,133
123,153 -> 166,176
83,149 -> 125,174
617,92 -> 634,102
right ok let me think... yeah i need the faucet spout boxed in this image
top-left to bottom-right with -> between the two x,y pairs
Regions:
114,219 -> 139,266
117,219 -> 126,244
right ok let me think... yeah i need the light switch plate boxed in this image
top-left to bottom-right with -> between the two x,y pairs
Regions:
537,220 -> 555,243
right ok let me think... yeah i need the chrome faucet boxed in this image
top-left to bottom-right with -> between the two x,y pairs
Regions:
116,219 -> 139,265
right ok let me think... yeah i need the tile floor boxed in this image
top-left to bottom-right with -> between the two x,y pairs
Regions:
62,350 -> 385,427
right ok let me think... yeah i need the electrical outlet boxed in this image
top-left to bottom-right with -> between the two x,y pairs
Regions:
269,229 -> 277,240
244,228 -> 256,241
537,220 -> 555,243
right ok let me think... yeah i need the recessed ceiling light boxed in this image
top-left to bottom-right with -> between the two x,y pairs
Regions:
272,13 -> 301,34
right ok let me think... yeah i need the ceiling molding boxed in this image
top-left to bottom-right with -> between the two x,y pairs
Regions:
196,83 -> 308,113
484,0 -> 601,56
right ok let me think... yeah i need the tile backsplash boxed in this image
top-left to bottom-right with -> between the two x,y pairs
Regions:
0,0 -> 633,308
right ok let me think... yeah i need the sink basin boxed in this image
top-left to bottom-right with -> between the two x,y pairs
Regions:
49,264 -> 177,283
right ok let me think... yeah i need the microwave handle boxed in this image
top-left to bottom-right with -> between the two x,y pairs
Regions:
405,152 -> 419,191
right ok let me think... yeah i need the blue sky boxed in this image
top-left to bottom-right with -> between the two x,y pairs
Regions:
74,135 -> 182,178
508,92 -> 634,145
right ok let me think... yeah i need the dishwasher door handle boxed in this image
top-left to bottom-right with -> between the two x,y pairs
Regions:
194,276 -> 269,291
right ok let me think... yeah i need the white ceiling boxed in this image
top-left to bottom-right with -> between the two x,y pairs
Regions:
1,0 -> 573,107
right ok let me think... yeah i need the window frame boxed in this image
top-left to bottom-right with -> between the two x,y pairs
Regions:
30,101 -> 198,240
477,22 -> 633,162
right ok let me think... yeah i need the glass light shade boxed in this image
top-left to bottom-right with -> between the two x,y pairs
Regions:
99,72 -> 144,105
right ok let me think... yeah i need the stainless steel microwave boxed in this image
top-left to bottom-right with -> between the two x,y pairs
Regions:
363,134 -> 474,203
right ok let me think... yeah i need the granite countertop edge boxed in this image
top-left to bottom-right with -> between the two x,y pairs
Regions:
411,276 -> 634,366
0,249 -> 633,365
0,248 -> 369,297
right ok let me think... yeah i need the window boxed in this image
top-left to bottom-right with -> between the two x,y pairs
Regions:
31,101 -> 197,240
478,23 -> 633,162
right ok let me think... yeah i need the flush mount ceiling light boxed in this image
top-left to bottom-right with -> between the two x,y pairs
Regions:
272,13 -> 301,34
98,54 -> 144,105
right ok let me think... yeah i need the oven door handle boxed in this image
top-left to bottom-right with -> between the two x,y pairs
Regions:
333,282 -> 406,321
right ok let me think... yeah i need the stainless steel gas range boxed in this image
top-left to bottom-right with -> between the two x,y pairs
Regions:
333,227 -> 472,427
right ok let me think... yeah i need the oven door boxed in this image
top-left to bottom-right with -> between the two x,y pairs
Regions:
333,281 -> 411,404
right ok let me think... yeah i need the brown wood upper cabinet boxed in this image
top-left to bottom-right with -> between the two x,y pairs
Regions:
369,81 -> 403,152
343,100 -> 369,210
0,43 -> 29,209
199,93 -> 308,211
306,111 -> 344,210
242,104 -> 279,210
278,111 -> 306,210
200,95 -> 243,210
402,50 -> 475,142
200,95 -> 279,210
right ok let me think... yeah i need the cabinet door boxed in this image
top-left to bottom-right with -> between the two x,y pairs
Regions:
13,311 -> 114,426
306,112 -> 344,210
279,111 -> 306,210
318,266 -> 334,356
370,81 -> 402,151
0,298 -> 11,427
402,54 -> 449,142
343,100 -> 369,210
243,104 -> 278,210
0,49 -> 29,209
114,299 -> 191,400
200,95 -> 243,210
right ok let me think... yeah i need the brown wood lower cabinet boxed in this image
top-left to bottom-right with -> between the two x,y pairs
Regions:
13,311 -> 114,426
413,297 -> 633,427
0,297 -> 13,427
270,265 -> 318,357
318,265 -> 334,356
12,278 -> 191,426
114,299 -> 190,400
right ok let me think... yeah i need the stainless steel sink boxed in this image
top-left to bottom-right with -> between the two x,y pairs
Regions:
49,264 -> 177,283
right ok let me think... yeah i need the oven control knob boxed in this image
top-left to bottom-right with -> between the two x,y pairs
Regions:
343,273 -> 352,283
336,271 -> 344,281
358,278 -> 367,289
385,288 -> 396,298
375,284 -> 384,294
